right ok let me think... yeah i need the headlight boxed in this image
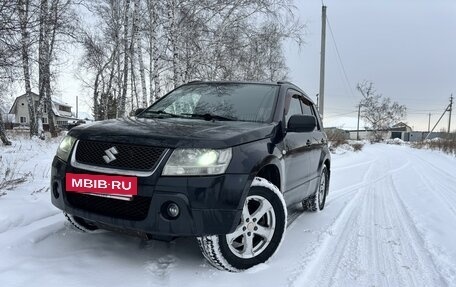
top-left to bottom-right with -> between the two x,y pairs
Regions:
162,148 -> 232,176
56,135 -> 76,162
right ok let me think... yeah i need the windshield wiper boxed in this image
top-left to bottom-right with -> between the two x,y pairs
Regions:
142,110 -> 181,118
182,113 -> 236,121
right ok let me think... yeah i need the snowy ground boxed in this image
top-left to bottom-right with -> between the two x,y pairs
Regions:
0,138 -> 455,287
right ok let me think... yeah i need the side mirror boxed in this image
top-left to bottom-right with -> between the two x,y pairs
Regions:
287,115 -> 316,133
134,108 -> 145,116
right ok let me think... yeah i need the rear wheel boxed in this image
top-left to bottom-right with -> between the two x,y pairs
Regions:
64,213 -> 98,233
197,177 -> 287,271
303,166 -> 328,212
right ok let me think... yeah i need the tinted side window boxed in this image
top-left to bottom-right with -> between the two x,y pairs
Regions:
310,105 -> 322,130
300,98 -> 321,131
286,95 -> 303,122
301,102 -> 313,116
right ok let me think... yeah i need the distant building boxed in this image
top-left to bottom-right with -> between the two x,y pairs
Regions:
8,92 -> 77,130
389,122 -> 413,140
346,122 -> 413,141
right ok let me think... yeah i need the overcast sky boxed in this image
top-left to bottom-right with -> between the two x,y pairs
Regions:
286,0 -> 456,131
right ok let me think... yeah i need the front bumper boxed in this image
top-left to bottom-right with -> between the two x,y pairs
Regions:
51,157 -> 251,237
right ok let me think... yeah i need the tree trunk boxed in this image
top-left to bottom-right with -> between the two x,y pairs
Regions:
17,0 -> 37,138
93,72 -> 100,120
0,110 -> 12,145
37,0 -> 49,139
118,0 -> 131,118
147,0 -> 159,104
133,0 -> 147,107
45,82 -> 57,137
138,40 -> 147,107
168,0 -> 181,87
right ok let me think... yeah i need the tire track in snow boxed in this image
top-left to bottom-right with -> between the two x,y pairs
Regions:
290,147 -> 445,287
411,165 -> 456,218
331,160 -> 375,172
405,150 -> 456,218
0,213 -> 63,248
287,158 -> 377,286
386,172 -> 447,286
411,153 -> 455,180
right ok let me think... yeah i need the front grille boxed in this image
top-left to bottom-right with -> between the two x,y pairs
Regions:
66,193 -> 151,221
75,140 -> 165,171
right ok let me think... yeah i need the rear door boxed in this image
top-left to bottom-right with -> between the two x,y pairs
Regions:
301,100 -> 326,197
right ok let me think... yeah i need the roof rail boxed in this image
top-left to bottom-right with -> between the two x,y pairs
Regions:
277,81 -> 298,85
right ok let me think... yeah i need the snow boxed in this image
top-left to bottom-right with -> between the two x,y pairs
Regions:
1,137 -> 456,286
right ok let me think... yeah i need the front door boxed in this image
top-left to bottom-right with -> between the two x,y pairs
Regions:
282,91 -> 314,204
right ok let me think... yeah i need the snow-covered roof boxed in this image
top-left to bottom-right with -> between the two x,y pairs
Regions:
51,97 -> 72,107
9,92 -> 73,115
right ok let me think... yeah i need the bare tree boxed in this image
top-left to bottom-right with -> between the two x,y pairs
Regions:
118,0 -> 131,117
145,0 -> 162,103
132,0 -> 147,108
17,0 -> 38,138
80,0 -> 304,117
0,88 -> 12,145
357,81 -> 407,141
0,2 -> 20,83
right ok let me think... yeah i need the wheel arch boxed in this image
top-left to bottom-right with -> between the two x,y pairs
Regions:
252,155 -> 284,193
256,164 -> 281,192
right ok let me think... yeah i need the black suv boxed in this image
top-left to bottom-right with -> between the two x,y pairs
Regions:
51,81 -> 330,271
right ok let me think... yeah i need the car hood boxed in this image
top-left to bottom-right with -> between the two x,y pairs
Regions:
68,117 -> 277,148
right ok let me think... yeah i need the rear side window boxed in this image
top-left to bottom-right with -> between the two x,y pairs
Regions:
301,99 -> 320,131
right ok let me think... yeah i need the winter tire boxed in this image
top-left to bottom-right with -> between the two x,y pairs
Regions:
197,177 -> 287,271
303,166 -> 328,212
64,213 -> 99,233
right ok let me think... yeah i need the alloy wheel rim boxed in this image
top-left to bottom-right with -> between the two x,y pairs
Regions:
226,195 -> 276,259
318,172 -> 326,206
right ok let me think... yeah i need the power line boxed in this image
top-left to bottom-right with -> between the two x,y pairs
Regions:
407,112 -> 438,115
326,14 -> 357,101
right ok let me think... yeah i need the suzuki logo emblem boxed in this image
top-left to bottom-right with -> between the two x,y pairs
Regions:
103,147 -> 118,163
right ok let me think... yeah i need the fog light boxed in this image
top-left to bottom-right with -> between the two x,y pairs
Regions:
167,203 -> 180,218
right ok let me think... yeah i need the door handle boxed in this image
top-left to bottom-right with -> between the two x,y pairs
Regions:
306,140 -> 312,147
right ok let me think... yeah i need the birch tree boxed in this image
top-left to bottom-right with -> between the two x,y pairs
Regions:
357,81 -> 407,141
0,88 -> 12,145
0,1 -> 19,83
81,0 -> 303,117
118,0 -> 131,117
17,0 -> 38,138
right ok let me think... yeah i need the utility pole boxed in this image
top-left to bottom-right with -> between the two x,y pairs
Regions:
357,104 -> 361,140
318,5 -> 327,119
425,97 -> 452,140
428,113 -> 431,132
448,94 -> 453,133
76,96 -> 79,119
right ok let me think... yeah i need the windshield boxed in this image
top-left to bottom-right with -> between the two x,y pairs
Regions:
139,83 -> 279,123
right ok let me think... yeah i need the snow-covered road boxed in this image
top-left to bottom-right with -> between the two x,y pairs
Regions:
0,141 -> 455,286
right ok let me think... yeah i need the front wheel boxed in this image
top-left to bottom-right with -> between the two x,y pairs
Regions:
197,177 -> 287,271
